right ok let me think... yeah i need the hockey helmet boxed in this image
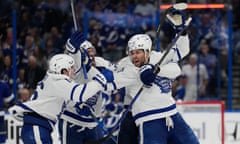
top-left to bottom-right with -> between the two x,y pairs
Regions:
49,54 -> 75,74
127,34 -> 152,55
80,40 -> 96,53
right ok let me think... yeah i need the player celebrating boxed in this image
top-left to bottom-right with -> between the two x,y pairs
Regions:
121,34 -> 199,144
58,33 -> 119,144
105,8 -> 199,144
8,52 -> 114,144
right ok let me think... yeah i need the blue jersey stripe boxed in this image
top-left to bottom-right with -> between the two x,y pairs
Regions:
133,104 -> 176,121
173,48 -> 181,60
112,81 -> 117,90
70,84 -> 80,100
17,103 -> 34,111
17,103 -> 56,124
79,84 -> 87,102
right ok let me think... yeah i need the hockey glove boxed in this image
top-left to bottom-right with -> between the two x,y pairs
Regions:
66,31 -> 85,54
93,69 -> 114,90
96,67 -> 114,82
80,48 -> 92,71
74,103 -> 92,117
166,7 -> 187,33
139,64 -> 156,87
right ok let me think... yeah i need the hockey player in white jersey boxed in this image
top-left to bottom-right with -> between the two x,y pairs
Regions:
112,36 -> 199,144
102,5 -> 200,144
58,33 -> 120,144
8,52 -> 114,144
108,10 -> 200,144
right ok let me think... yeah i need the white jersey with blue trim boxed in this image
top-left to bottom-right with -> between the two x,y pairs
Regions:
59,67 -> 107,127
60,52 -> 116,127
95,56 -> 118,71
112,35 -> 190,125
9,70 -> 105,124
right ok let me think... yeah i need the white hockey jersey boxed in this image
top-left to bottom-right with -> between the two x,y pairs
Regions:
60,53 -> 117,128
9,69 -> 105,127
112,35 -> 190,125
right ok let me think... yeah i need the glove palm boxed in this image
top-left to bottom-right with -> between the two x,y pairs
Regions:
166,7 -> 187,32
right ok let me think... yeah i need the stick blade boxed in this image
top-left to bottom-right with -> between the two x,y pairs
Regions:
173,3 -> 188,10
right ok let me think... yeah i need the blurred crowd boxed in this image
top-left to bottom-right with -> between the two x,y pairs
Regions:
0,0 -> 240,103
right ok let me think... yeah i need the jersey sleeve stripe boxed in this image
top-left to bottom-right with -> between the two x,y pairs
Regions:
133,104 -> 176,121
79,84 -> 87,102
112,81 -> 117,90
173,47 -> 181,60
70,84 -> 80,100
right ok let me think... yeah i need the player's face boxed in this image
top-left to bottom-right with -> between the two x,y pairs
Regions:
130,49 -> 149,67
87,48 -> 96,66
87,48 -> 95,58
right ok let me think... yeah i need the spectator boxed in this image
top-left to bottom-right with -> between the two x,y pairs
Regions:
0,81 -> 15,143
17,67 -> 26,90
133,0 -> 155,17
199,42 -> 217,96
33,44 -> 48,70
1,55 -> 13,88
23,35 -> 36,58
173,74 -> 188,102
44,35 -> 55,57
2,27 -> 26,68
181,53 -> 209,101
24,55 -> 46,91
49,26 -> 65,54
100,25 -> 125,62
18,88 -> 31,102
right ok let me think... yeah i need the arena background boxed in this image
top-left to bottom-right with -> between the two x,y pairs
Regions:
1,0 -> 240,144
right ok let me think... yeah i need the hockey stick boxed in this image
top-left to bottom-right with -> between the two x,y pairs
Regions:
85,17 -> 192,144
70,0 -> 88,79
89,113 -> 117,144
82,104 -> 118,144
155,2 -> 188,51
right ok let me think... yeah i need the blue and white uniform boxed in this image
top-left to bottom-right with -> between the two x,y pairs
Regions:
58,49 -> 118,144
8,54 -> 108,144
112,35 -> 199,144
115,56 -> 180,125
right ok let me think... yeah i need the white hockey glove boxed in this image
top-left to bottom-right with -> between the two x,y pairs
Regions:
65,31 -> 85,54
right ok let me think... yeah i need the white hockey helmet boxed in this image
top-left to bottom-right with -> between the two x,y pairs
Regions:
48,54 -> 75,74
127,34 -> 152,55
80,40 -> 96,54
